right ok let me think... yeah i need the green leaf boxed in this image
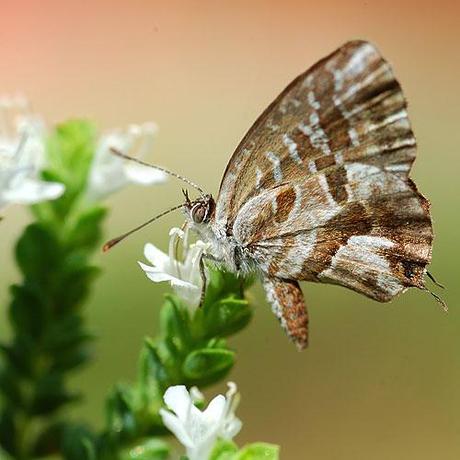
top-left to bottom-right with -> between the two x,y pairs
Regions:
9,284 -> 47,340
67,206 -> 107,251
105,385 -> 138,440
50,345 -> 91,373
144,339 -> 171,390
182,348 -> 234,384
235,443 -> 280,460
44,313 -> 94,351
55,264 -> 100,310
47,120 -> 96,187
210,439 -> 239,460
40,119 -> 96,217
32,421 -> 65,456
202,270 -> 244,308
159,296 -> 192,351
82,438 -> 97,460
0,367 -> 23,406
203,297 -> 252,338
120,438 -> 170,460
0,339 -> 35,377
0,408 -> 17,455
30,373 -> 80,415
15,223 -> 61,282
61,423 -> 97,460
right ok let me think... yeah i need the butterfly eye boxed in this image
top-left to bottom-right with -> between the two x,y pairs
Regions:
191,203 -> 207,224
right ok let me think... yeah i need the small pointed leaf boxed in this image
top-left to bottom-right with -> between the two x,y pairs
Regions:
183,348 -> 234,383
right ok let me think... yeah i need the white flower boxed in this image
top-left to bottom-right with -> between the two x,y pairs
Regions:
159,383 -> 242,460
0,94 -> 64,211
86,122 -> 167,200
138,227 -> 208,309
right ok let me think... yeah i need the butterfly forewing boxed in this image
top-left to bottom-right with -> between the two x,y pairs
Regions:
216,40 -> 417,231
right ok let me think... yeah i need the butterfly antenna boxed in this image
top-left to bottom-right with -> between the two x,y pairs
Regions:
422,286 -> 448,313
182,188 -> 191,205
426,271 -> 445,289
103,204 -> 184,252
110,147 -> 205,195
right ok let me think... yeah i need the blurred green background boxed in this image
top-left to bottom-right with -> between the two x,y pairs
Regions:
1,1 -> 459,458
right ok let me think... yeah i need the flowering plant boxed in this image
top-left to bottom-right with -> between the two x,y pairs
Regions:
0,102 -> 279,460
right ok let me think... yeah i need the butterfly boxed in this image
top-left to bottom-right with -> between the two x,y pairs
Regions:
106,40 -> 444,349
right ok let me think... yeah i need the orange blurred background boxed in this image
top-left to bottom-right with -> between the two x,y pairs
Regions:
1,1 -> 459,458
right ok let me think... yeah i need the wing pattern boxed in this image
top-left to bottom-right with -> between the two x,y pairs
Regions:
215,40 -> 432,302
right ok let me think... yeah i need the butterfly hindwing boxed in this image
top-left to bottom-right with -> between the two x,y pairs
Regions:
233,170 -> 431,301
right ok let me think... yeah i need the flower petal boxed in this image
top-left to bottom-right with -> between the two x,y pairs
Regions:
186,433 -> 217,460
2,178 -> 64,204
139,267 -> 179,284
86,121 -> 164,200
138,261 -> 181,284
172,283 -> 201,310
159,409 -> 194,448
186,406 -> 220,454
138,261 -> 199,289
170,277 -> 201,290
163,385 -> 193,422
125,163 -> 167,185
144,243 -> 170,267
203,394 -> 226,423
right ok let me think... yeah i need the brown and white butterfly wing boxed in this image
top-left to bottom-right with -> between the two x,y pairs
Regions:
213,40 -> 433,347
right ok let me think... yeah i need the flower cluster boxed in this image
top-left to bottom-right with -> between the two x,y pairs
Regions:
0,94 -> 64,211
139,226 -> 209,309
87,122 -> 167,201
160,383 -> 242,460
0,95 -> 168,215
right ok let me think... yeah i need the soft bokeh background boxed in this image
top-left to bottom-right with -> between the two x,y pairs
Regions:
1,1 -> 459,458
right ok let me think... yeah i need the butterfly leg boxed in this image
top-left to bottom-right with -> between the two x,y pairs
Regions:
199,253 -> 227,306
198,255 -> 207,307
262,276 -> 309,350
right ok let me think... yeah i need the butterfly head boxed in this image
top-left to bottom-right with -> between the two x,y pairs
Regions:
182,189 -> 215,224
